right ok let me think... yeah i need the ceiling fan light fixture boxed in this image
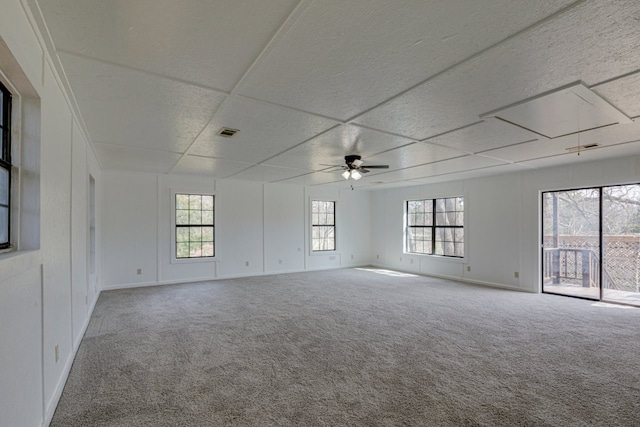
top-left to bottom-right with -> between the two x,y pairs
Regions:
352,158 -> 364,167
351,170 -> 362,180
341,170 -> 351,180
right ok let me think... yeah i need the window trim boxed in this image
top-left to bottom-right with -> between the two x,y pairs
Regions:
171,189 -> 216,263
405,197 -> 464,259
310,199 -> 337,253
0,81 -> 12,250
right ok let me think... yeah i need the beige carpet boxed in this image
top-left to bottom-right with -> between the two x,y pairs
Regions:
51,268 -> 640,426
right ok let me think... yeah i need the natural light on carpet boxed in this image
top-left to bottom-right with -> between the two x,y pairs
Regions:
355,268 -> 417,278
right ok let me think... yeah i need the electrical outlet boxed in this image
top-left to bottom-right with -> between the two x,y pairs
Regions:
54,345 -> 59,363
245,261 -> 249,267
514,271 -> 519,278
399,257 -> 402,262
278,259 -> 282,264
376,254 -> 379,259
466,266 -> 471,272
410,259 -> 414,264
136,268 -> 142,275
351,254 -> 354,259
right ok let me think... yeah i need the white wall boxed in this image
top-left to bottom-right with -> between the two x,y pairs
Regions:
0,2 -> 102,425
370,155 -> 640,292
101,172 -> 371,289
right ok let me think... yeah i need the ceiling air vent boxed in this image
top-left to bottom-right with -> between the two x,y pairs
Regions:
218,127 -> 239,138
566,143 -> 599,153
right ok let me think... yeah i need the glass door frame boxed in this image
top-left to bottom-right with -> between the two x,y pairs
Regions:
542,184 -> 640,308
541,186 -> 603,302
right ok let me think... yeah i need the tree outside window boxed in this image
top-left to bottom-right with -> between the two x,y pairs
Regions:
176,193 -> 214,258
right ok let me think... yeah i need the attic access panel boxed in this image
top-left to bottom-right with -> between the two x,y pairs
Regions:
481,83 -> 632,139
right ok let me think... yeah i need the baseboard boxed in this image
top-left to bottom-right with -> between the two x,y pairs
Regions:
367,263 -> 534,293
101,264 -> 371,291
43,290 -> 101,427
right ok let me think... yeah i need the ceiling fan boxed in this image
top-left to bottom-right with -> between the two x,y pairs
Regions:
341,155 -> 389,180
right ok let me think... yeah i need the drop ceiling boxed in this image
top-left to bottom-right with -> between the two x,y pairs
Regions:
28,0 -> 640,189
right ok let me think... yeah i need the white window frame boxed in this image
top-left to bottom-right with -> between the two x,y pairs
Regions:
310,199 -> 337,254
170,189 -> 217,264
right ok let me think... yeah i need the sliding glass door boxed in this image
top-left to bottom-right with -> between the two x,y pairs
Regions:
542,185 -> 640,307
542,189 -> 600,300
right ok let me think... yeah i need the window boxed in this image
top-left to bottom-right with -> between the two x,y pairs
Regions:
406,197 -> 464,257
0,81 -> 11,249
175,193 -> 214,259
311,200 -> 335,251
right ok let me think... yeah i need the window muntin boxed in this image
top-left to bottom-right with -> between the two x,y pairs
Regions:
406,197 -> 464,258
311,200 -> 335,251
175,193 -> 214,259
0,82 -> 11,249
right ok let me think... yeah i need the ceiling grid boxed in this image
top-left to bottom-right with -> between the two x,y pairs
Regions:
28,0 -> 640,188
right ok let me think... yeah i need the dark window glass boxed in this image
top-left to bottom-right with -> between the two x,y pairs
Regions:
0,82 -> 11,249
406,197 -> 464,258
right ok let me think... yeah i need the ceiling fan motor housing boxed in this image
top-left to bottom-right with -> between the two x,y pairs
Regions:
345,155 -> 362,168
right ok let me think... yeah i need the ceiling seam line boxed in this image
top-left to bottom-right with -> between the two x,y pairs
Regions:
235,94 -> 344,123
419,121 -> 487,142
348,123 -> 420,141
590,67 -> 640,89
228,0 -> 315,96
56,49 -> 231,95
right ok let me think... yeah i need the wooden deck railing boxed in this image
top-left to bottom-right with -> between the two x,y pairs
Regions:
543,248 -> 620,290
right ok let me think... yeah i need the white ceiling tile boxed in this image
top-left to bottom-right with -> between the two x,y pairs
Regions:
520,140 -> 640,169
94,143 -> 181,173
229,164 -> 311,182
482,121 -> 640,163
364,142 -> 466,169
372,156 -> 506,182
239,0 -> 574,120
61,53 -> 226,153
593,71 -> 640,119
277,171 -> 342,186
263,125 -> 413,170
188,97 -> 339,163
353,1 -> 640,140
40,0 -> 299,91
425,120 -> 537,154
171,155 -> 254,178
408,164 -> 533,185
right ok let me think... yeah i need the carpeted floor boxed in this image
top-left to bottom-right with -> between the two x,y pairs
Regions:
51,268 -> 640,426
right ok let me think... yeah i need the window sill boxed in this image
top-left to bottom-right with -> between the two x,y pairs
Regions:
309,250 -> 339,256
170,256 -> 218,265
0,249 -> 41,281
404,252 -> 465,263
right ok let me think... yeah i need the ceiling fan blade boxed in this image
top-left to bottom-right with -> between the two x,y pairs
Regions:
361,165 -> 389,169
360,168 -> 370,173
